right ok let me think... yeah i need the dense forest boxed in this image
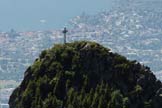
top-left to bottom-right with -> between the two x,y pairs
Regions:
9,41 -> 162,108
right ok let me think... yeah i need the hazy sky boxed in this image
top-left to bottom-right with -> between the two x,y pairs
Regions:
0,0 -> 113,31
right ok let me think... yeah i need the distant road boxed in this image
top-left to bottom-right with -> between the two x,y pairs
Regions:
0,104 -> 9,108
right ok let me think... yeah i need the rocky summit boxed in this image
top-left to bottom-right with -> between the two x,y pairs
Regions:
9,41 -> 162,108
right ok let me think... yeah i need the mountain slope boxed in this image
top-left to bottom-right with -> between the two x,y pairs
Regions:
9,41 -> 162,108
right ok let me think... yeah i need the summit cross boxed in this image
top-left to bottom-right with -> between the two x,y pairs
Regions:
62,27 -> 68,44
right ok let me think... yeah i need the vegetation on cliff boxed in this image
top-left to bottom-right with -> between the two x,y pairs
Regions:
9,41 -> 162,108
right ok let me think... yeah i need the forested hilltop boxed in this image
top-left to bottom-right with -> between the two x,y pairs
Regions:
9,41 -> 162,108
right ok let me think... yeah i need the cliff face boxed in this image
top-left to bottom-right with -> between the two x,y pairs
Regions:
9,41 -> 162,108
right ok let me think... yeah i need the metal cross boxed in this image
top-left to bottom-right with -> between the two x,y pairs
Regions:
62,27 -> 68,44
